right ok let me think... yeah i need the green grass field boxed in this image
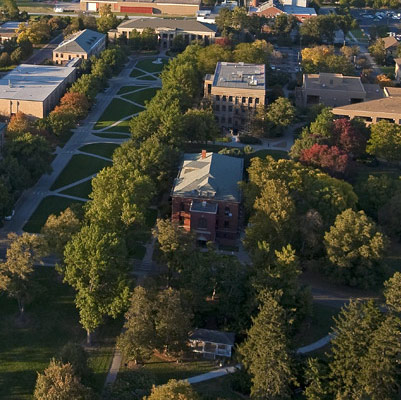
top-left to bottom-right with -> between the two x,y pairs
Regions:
94,98 -> 142,130
23,196 -> 84,233
0,268 -> 120,399
51,154 -> 112,191
92,131 -> 130,139
193,374 -> 245,399
79,143 -> 120,159
117,86 -> 144,95
135,58 -> 169,73
59,179 -> 93,200
137,75 -> 158,81
130,68 -> 145,78
122,87 -> 159,106
103,119 -> 132,134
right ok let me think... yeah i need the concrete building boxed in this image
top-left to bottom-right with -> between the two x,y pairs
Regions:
80,0 -> 201,16
109,18 -> 216,48
204,62 -> 267,133
171,151 -> 243,246
53,29 -> 106,64
297,72 -> 383,108
0,64 -> 77,119
395,58 -> 401,82
332,87 -> 401,125
251,0 -> 316,21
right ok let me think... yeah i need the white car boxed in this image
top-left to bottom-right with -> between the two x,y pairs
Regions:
4,210 -> 15,221
53,6 -> 64,12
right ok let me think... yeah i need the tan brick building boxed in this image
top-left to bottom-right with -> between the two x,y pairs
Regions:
109,18 -> 216,49
53,29 -> 106,64
0,64 -> 77,119
297,72 -> 383,108
332,87 -> 401,125
204,62 -> 267,134
80,0 -> 201,16
172,151 -> 243,246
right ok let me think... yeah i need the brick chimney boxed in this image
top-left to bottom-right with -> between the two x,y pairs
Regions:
201,149 -> 206,159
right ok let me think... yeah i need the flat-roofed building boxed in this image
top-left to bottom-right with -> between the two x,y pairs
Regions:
0,64 -> 77,119
109,18 -> 216,48
204,62 -> 267,133
332,87 -> 401,125
80,0 -> 201,16
0,21 -> 27,43
298,72 -> 383,107
53,29 -> 106,64
172,150 -> 243,246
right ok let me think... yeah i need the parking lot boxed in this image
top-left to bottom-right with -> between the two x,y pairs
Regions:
350,8 -> 401,37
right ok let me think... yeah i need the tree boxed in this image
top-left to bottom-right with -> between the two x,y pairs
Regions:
384,272 -> 401,313
197,44 -> 232,75
171,35 -> 187,53
117,286 -> 156,364
182,108 -> 219,142
378,193 -> 401,239
59,342 -> 89,381
48,108 -> 76,136
145,379 -> 200,400
6,112 -> 34,136
86,165 -> 154,232
154,288 -> 192,355
239,290 -> 296,399
41,207 -> 81,259
96,4 -> 118,33
34,359 -> 93,400
333,118 -> 367,157
265,97 -> 295,136
367,121 -> 401,162
59,92 -> 90,120
369,38 -> 386,65
324,209 -> 388,288
1,0 -> 20,20
0,233 -> 44,316
233,40 -> 272,65
63,224 -> 130,344
70,74 -> 100,101
300,144 -> 350,177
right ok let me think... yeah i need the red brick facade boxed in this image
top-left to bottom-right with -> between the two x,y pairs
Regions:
171,197 -> 240,246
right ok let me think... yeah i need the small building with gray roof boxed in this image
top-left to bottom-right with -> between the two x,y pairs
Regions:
189,329 -> 235,359
109,18 -> 216,49
172,150 -> 243,246
204,62 -> 267,134
53,29 -> 106,65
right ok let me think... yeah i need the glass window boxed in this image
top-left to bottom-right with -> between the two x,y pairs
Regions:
222,105 -> 226,111
255,98 -> 260,104
249,97 -> 253,104
215,105 -> 220,111
225,206 -> 230,215
198,217 -> 207,229
222,95 -> 227,102
224,220 -> 230,228
242,97 -> 246,103
215,95 -> 220,101
228,96 -> 233,102
228,105 -> 232,112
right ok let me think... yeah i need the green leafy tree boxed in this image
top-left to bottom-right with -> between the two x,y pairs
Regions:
233,40 -> 272,65
96,4 -> 118,33
369,38 -> 386,65
155,288 -> 192,356
145,379 -> 200,400
117,286 -> 156,364
239,290 -> 296,399
1,0 -> 20,20
34,359 -> 93,400
266,97 -> 295,136
324,209 -> 388,288
69,74 -> 101,101
197,44 -> 232,75
182,108 -> 219,142
367,121 -> 401,162
0,233 -> 44,316
378,192 -> 401,239
48,108 -> 76,136
384,272 -> 401,313
63,224 -> 130,344
59,342 -> 89,381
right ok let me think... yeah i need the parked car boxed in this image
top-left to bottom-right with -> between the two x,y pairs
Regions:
54,6 -> 64,12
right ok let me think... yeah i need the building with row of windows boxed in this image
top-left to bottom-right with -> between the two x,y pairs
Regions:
204,62 -> 267,134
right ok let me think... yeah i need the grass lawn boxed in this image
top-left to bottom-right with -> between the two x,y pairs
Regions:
94,98 -> 142,130
92,131 -> 130,139
59,179 -> 93,200
135,58 -> 168,73
137,75 -> 158,81
145,208 -> 158,228
295,303 -> 339,347
130,68 -> 145,78
117,86 -> 144,95
141,354 -> 216,385
79,143 -> 120,159
122,87 -> 159,106
193,375 -> 245,400
51,154 -> 112,191
247,149 -> 289,160
104,120 -> 132,134
23,196 -> 84,233
130,243 -> 147,260
380,65 -> 394,76
0,267 -> 119,399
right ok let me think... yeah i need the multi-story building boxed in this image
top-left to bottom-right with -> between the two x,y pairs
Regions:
53,29 -> 106,64
0,64 -> 77,119
109,18 -> 216,49
204,62 -> 267,134
395,58 -> 401,82
251,0 -> 316,21
171,150 -> 243,246
297,72 -> 383,108
0,22 -> 27,43
80,0 -> 201,16
332,87 -> 401,125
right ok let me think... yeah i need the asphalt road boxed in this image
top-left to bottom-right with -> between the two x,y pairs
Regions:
25,33 -> 63,65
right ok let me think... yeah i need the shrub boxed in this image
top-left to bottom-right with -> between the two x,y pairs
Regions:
239,135 -> 262,144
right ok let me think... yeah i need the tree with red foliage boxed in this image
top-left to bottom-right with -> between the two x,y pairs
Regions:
300,144 -> 350,177
6,112 -> 34,137
59,92 -> 90,120
333,118 -> 367,157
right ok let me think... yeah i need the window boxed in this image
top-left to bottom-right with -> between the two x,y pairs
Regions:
215,95 -> 220,101
249,97 -> 253,104
242,97 -> 246,103
228,117 -> 232,124
228,105 -> 232,112
215,105 -> 220,111
235,109 -> 239,115
55,53 -> 58,58
228,96 -> 233,102
222,95 -> 227,102
224,206 -> 230,216
255,98 -> 260,104
180,202 -> 185,211
222,105 -> 226,111
198,217 -> 207,229
224,220 -> 230,228
60,53 -> 63,57
221,116 -> 226,123
235,97 -> 238,105
179,216 -> 184,225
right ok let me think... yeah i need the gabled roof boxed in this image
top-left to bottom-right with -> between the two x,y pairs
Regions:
382,36 -> 399,50
172,152 -> 243,203
117,18 -> 216,33
55,29 -> 105,54
189,329 -> 235,346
